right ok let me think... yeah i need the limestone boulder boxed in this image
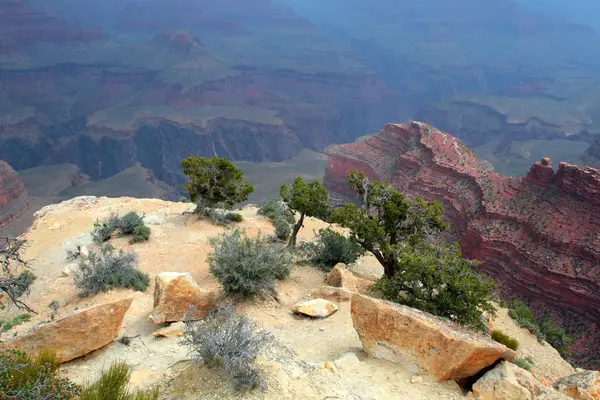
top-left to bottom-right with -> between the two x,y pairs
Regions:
148,272 -> 221,324
351,294 -> 516,381
326,264 -> 358,292
311,286 -> 354,302
152,322 -> 185,338
292,298 -> 338,318
473,361 -> 569,400
554,371 -> 600,400
0,298 -> 132,363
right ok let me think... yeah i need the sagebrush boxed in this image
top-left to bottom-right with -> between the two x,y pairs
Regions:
258,200 -> 295,224
298,228 -> 365,271
208,229 -> 291,299
512,357 -> 535,371
13,270 -> 36,297
491,330 -> 519,351
73,245 -> 149,297
183,303 -> 272,391
91,212 -> 151,245
0,313 -> 31,332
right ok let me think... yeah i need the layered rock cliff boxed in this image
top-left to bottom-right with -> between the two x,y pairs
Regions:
0,160 -> 29,228
324,122 -> 600,368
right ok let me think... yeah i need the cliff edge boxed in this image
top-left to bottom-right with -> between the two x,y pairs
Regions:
0,160 -> 29,228
325,122 -> 600,368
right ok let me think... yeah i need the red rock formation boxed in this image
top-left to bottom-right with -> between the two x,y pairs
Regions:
325,122 -> 600,368
0,160 -> 29,228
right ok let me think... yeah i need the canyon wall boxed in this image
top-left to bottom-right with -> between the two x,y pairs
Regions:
324,122 -> 600,368
0,160 -> 29,228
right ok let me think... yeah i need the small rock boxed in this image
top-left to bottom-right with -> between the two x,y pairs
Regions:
152,322 -> 185,338
79,246 -> 89,258
326,264 -> 358,292
292,299 -> 338,318
311,286 -> 353,302
554,370 -> 600,400
333,352 -> 361,370
320,361 -> 339,374
61,264 -> 76,277
411,375 -> 424,384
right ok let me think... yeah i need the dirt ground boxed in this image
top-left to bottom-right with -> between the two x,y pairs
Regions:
0,196 -> 576,399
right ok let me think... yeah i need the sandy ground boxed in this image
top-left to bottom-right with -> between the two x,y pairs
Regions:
0,196 -> 576,399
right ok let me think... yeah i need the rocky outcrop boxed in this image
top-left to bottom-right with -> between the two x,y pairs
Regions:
554,371 -> 600,400
0,160 -> 29,227
325,122 -> 600,368
473,361 -> 568,400
148,272 -> 221,324
0,298 -> 132,363
350,294 -> 515,382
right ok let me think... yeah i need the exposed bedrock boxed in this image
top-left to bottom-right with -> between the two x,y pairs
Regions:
324,122 -> 600,368
0,160 -> 29,228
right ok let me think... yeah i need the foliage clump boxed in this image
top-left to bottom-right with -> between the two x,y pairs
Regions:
13,270 -> 36,298
512,357 -> 535,371
181,156 -> 253,212
0,348 -> 80,399
508,299 -> 573,356
280,177 -> 329,247
73,245 -> 149,297
298,228 -> 365,271
202,208 -> 245,226
91,212 -> 151,245
491,330 -> 519,351
0,313 -> 31,332
1,234 -> 35,312
372,243 -> 496,331
79,361 -> 159,400
208,229 -> 291,299
183,303 -> 272,391
258,199 -> 295,241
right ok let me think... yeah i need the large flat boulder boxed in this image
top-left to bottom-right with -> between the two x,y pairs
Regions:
351,294 -> 516,381
473,361 -> 569,400
554,371 -> 600,400
148,272 -> 221,324
0,298 -> 132,363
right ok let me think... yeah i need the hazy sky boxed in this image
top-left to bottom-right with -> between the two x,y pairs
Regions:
513,0 -> 600,31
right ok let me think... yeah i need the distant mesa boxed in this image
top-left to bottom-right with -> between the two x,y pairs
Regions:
0,160 -> 29,228
325,121 -> 600,369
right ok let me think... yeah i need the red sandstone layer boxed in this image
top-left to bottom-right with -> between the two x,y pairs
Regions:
0,160 -> 29,228
325,122 -> 600,368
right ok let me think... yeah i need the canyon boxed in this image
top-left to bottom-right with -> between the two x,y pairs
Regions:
324,122 -> 600,369
0,160 -> 29,229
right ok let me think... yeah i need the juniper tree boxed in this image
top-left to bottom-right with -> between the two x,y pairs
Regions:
181,157 -> 254,213
280,177 -> 329,248
0,233 -> 34,312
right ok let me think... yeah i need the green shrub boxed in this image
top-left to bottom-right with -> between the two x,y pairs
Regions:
258,199 -> 295,224
225,212 -> 244,223
130,223 -> 151,244
1,313 -> 31,332
0,348 -> 80,399
118,212 -> 144,235
91,213 -> 120,244
491,330 -> 519,351
298,228 -> 365,271
79,361 -> 158,400
512,357 -> 535,371
73,245 -> 149,297
507,299 -> 572,357
208,229 -> 292,299
14,270 -> 36,297
273,217 -> 291,241
183,303 -> 272,391
372,243 -> 496,331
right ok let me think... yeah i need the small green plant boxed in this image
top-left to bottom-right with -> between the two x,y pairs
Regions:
13,270 -> 36,297
0,348 -> 81,399
273,217 -> 291,241
298,228 -> 365,271
512,357 -> 535,371
258,199 -> 294,241
78,361 -> 158,400
1,313 -> 31,332
49,300 -> 60,321
183,303 -> 272,391
491,330 -> 519,351
208,229 -> 292,299
130,224 -> 151,244
73,245 -> 149,297
91,212 -> 151,245
225,212 -> 244,223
